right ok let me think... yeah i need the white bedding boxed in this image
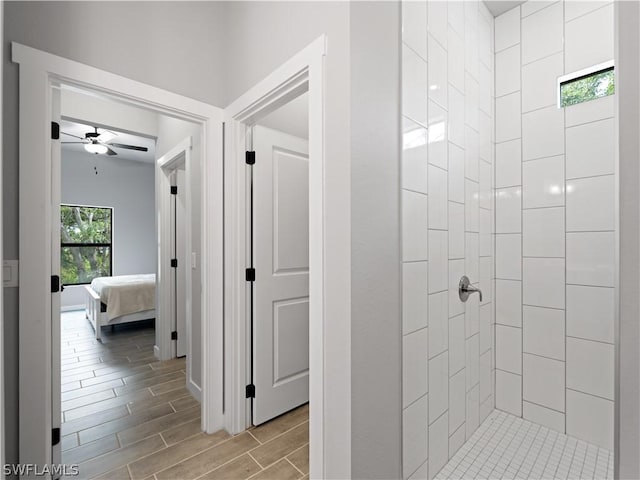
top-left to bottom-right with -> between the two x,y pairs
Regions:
90,274 -> 156,320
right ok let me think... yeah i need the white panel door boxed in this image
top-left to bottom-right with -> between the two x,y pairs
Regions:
252,126 -> 309,425
176,169 -> 187,357
51,88 -> 62,466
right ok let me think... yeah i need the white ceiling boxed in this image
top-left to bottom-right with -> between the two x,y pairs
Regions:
60,119 -> 156,163
484,0 -> 526,17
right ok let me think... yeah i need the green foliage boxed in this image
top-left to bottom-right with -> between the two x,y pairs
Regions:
61,205 -> 112,285
561,69 -> 615,107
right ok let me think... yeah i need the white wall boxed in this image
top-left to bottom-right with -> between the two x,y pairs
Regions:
60,150 -> 156,306
493,0 -> 616,450
400,1 -> 496,478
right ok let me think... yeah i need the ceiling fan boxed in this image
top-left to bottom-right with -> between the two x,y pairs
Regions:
61,126 -> 148,156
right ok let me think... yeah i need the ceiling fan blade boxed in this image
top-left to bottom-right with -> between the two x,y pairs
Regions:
61,141 -> 88,144
97,131 -> 117,143
105,146 -> 118,156
61,132 -> 85,140
109,143 -> 148,152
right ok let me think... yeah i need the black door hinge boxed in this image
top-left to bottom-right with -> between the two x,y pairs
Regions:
246,384 -> 255,398
171,331 -> 178,340
51,122 -> 60,140
245,268 -> 255,282
52,427 -> 60,446
171,258 -> 178,268
246,151 -> 255,165
170,185 -> 178,195
51,275 -> 60,293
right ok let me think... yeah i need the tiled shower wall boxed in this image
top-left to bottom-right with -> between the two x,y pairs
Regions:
401,2 -> 495,478
493,1 -> 615,450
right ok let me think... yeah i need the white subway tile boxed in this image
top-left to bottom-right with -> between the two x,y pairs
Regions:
496,279 -> 522,327
449,313 -> 466,375
566,95 -> 614,127
448,86 -> 465,148
566,389 -> 614,450
566,285 -> 615,344
429,352 -> 449,423
449,424 -> 466,458
479,64 -> 492,115
479,111 -> 492,163
522,156 -> 565,208
409,461 -> 428,480
496,325 -> 522,374
428,166 -> 448,230
403,44 -> 428,126
565,1 -> 612,22
479,208 -> 492,257
522,106 -> 564,160
479,350 -> 492,402
479,161 -> 492,211
566,118 -> 615,179
403,117 -> 429,194
523,207 -> 565,257
465,74 -> 479,131
428,100 -> 448,170
465,126 -> 479,182
465,290 -> 480,339
480,395 -> 494,424
522,52 -> 563,112
428,412 -> 449,479
496,92 -> 521,143
403,261 -> 429,335
429,291 -> 449,359
449,202 -> 465,259
465,232 -> 480,284
428,230 -> 448,294
403,328 -> 429,407
428,35 -> 448,110
496,234 -> 522,280
465,19 -> 479,80
448,0 -> 465,36
466,385 -> 480,439
496,369 -> 522,416
448,143 -> 465,204
523,257 -> 565,309
479,304 -> 492,352
496,139 -> 522,188
567,337 -> 614,400
428,1 -> 448,49
448,29 -> 465,93
449,368 -> 466,431
449,259 -> 466,317
521,1 -> 556,18
566,232 -> 615,287
496,45 -> 521,97
466,334 -> 480,390
521,2 -> 563,65
523,353 -> 565,412
403,190 -> 429,261
465,179 -> 479,233
523,305 -> 565,361
479,256 -> 492,305
403,395 -> 429,478
496,186 -> 522,234
402,0 -> 427,60
565,4 -> 614,73
495,6 -> 520,52
566,175 -> 615,232
523,401 -> 565,433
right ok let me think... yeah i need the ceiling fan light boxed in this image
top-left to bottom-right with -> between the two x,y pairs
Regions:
84,142 -> 108,155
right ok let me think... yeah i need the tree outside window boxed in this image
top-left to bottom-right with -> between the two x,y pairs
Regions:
560,68 -> 615,107
61,205 -> 112,285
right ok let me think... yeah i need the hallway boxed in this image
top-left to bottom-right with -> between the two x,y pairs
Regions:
60,311 -> 309,479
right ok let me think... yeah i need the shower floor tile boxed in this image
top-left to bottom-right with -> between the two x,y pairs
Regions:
436,410 -> 613,480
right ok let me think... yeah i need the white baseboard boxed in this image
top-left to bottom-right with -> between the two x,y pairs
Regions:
153,345 -> 161,360
188,378 -> 202,402
61,304 -> 84,312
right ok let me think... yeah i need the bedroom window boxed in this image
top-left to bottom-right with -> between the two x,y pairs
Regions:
61,205 -> 113,285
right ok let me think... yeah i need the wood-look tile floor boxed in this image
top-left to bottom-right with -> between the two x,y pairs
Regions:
60,311 -> 309,480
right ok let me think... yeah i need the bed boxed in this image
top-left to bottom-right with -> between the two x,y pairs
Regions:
84,273 -> 156,341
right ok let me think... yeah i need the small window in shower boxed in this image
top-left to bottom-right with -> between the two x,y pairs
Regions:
558,61 -> 615,108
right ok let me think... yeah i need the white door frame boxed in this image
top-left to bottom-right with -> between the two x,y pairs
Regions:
12,42 -> 224,468
156,137 -> 200,399
224,35 -> 350,478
